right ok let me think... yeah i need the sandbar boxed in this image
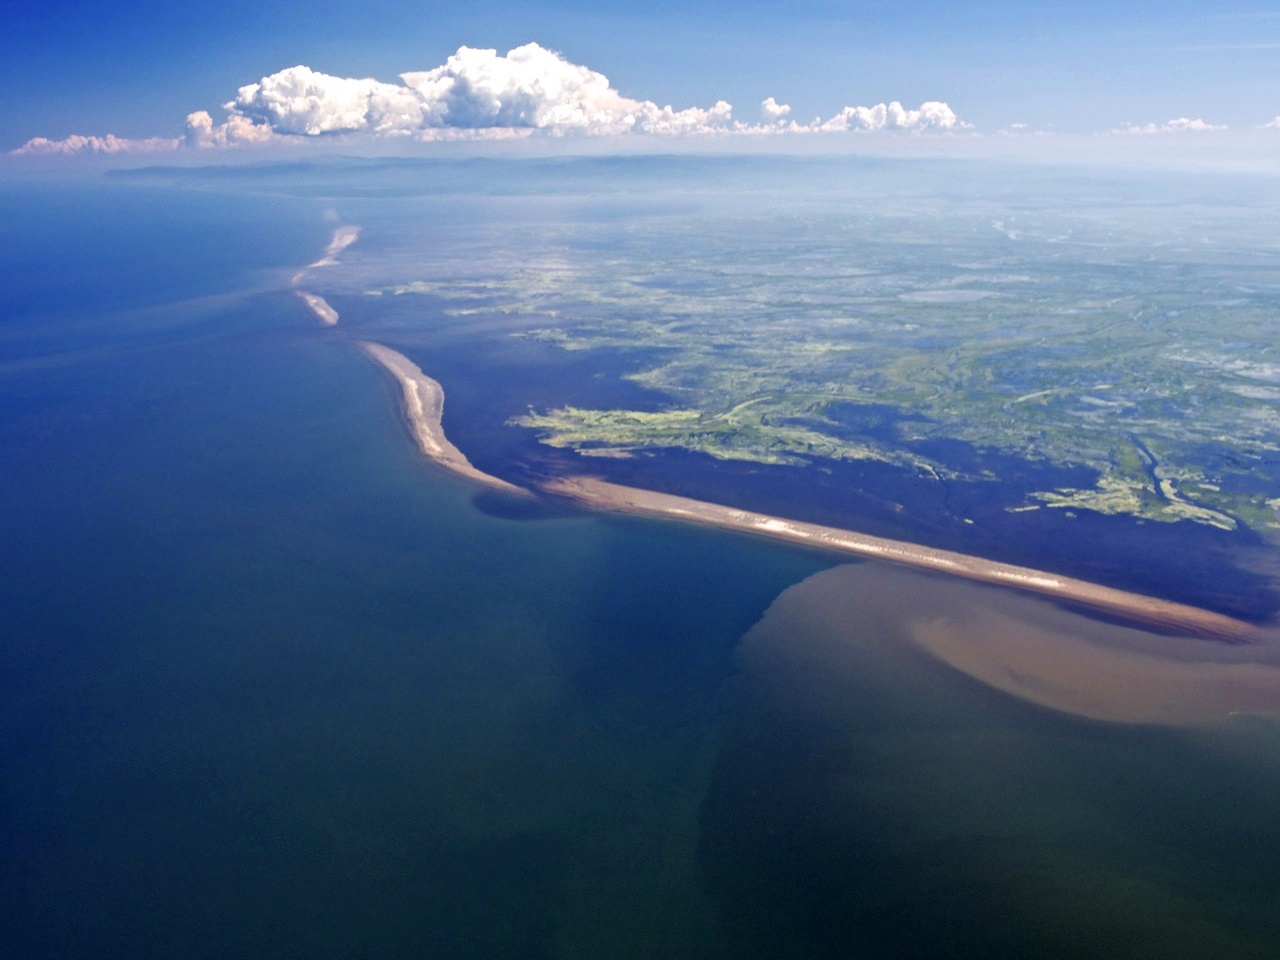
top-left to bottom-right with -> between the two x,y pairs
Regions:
359,341 -> 532,498
292,225 -> 361,285
309,225 -> 361,268
541,475 -> 1261,644
296,291 -> 339,326
354,343 -> 1262,643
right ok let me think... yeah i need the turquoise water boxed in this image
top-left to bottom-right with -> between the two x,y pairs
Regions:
2,174 -> 1280,958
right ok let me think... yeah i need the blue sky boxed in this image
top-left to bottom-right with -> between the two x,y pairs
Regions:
4,0 -> 1279,156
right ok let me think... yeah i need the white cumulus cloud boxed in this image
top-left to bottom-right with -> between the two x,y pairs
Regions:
814,100 -> 961,133
213,45 -> 964,141
10,42 -> 967,154
226,44 -> 738,138
229,65 -> 428,136
761,97 -> 791,120
183,110 -> 281,148
1117,117 -> 1227,134
1264,116 -> 1280,129
12,133 -> 180,156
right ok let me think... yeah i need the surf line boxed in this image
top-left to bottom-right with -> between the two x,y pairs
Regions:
357,340 -> 1259,644
358,341 -> 533,499
294,225 -> 361,326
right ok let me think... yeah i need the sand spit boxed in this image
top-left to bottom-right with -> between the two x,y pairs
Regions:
296,291 -> 339,326
310,225 -> 361,268
359,341 -> 533,498
292,225 -> 362,322
542,476 -> 1261,644
351,340 -> 1260,643
292,225 -> 361,286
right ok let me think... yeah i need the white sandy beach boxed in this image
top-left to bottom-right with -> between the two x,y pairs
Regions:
296,291 -> 339,325
359,341 -> 533,498
309,225 -> 361,268
292,225 -> 361,286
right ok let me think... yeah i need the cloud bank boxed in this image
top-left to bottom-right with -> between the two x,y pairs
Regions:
13,133 -> 181,156
1116,117 -> 1227,134
13,42 -> 966,155
225,45 -> 743,138
183,110 -> 280,148
212,43 -> 962,142
814,100 -> 960,133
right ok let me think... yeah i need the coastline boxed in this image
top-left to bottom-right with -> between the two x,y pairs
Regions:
355,342 -> 1260,644
540,475 -> 1262,644
358,341 -> 533,498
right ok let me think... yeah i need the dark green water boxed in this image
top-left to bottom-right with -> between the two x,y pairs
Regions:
2,176 -> 1279,959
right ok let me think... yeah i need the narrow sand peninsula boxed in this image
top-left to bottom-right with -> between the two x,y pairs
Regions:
296,291 -> 339,326
359,341 -> 532,498
310,225 -> 361,268
542,475 -> 1260,644
291,225 -> 361,286
352,342 -> 1260,642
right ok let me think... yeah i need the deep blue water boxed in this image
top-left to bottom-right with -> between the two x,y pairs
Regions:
3,168 -> 1280,959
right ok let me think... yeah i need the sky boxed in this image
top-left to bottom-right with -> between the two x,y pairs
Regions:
4,0 -> 1280,162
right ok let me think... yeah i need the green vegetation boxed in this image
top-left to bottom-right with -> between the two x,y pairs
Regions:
516,403 -> 937,471
369,190 -> 1280,536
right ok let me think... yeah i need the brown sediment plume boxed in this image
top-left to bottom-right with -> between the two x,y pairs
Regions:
541,475 -> 1261,645
359,341 -> 533,498
756,564 -> 1280,726
296,291 -> 339,326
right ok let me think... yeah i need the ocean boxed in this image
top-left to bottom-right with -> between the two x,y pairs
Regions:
2,167 -> 1279,958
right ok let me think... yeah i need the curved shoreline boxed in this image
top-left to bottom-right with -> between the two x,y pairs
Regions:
356,339 -> 1260,643
358,341 -> 533,498
540,475 -> 1262,644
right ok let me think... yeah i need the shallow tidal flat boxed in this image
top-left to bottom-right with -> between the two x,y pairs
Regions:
764,564 -> 1280,725
707,563 -> 1280,956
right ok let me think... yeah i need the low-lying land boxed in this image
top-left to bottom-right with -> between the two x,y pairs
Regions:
357,338 -> 1262,644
